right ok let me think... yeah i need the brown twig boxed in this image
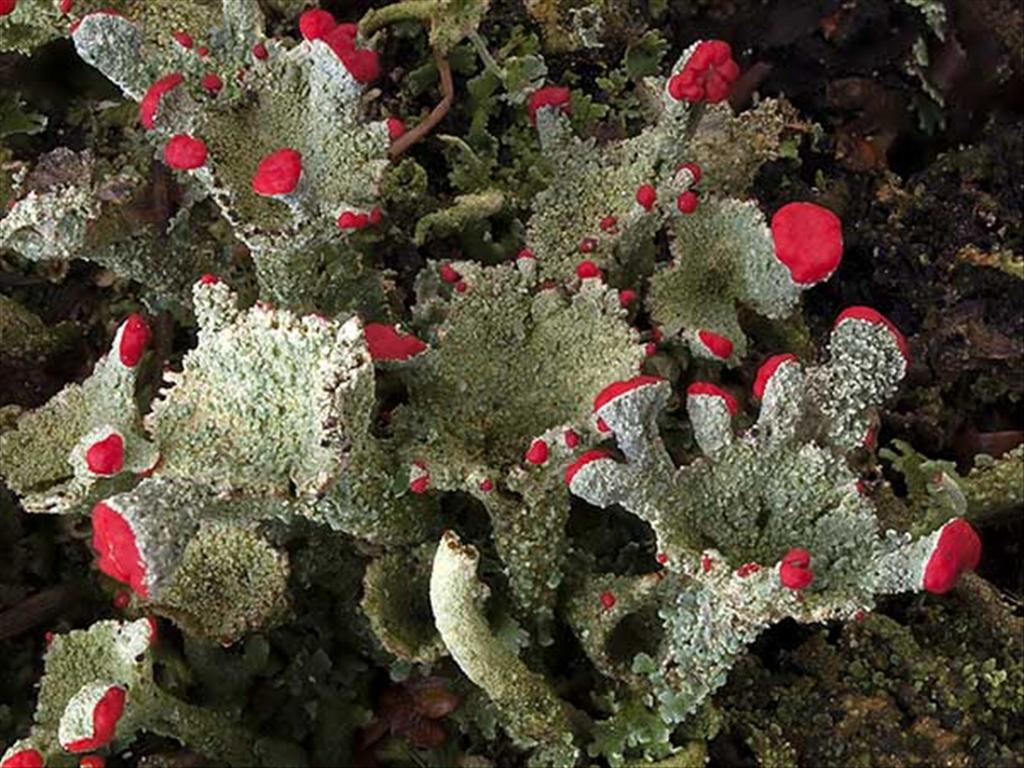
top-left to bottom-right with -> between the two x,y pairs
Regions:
389,53 -> 453,159
0,582 -> 87,641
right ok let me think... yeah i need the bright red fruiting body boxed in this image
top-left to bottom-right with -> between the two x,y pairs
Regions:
439,264 -> 461,284
834,306 -> 910,362
517,249 -> 535,261
701,554 -> 714,572
85,433 -> 124,476
198,273 -> 219,285
196,45 -> 209,56
338,211 -> 370,230
455,281 -> 468,293
363,323 -> 427,361
479,478 -> 493,492
667,40 -> 740,103
697,329 -> 733,359
119,313 -> 151,367
599,215 -> 618,232
644,342 -> 657,357
171,30 -> 193,49
678,162 -> 702,184
618,289 -> 637,307
599,591 -> 616,610
752,353 -> 798,400
564,449 -> 612,486
338,47 -> 380,84
303,15 -> 379,84
563,429 -> 580,449
525,439 -> 549,465
676,191 -> 699,214
252,148 -> 303,196
322,23 -> 358,61
112,589 -> 130,610
527,86 -> 571,125
771,202 -> 843,285
92,502 -> 148,597
60,0 -> 74,13
686,381 -> 739,416
299,9 -> 336,40
80,755 -> 106,768
0,748 -> 44,768
922,519 -> 981,594
368,207 -> 383,226
576,259 -> 601,278
409,461 -> 430,494
163,135 -> 208,170
656,552 -> 669,565
735,562 -> 761,578
578,238 -> 597,254
139,73 -> 184,130
64,685 -> 126,753
779,548 -> 814,590
0,0 -> 16,16
252,42 -> 268,60
635,184 -> 656,211
200,72 -> 223,94
594,376 -> 664,414
386,117 -> 406,140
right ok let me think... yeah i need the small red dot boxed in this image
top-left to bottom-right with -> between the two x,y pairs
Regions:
635,184 -> 656,211
525,439 -> 549,465
677,162 -> 702,184
677,191 -> 699,214
201,73 -> 223,94
599,591 -> 616,610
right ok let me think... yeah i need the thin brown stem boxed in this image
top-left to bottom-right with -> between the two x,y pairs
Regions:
389,53 -> 454,159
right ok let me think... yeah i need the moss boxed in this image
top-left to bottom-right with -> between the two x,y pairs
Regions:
718,575 -> 1024,767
